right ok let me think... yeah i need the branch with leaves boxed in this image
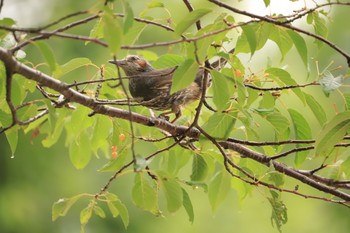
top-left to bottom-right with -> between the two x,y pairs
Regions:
1,1 -> 350,232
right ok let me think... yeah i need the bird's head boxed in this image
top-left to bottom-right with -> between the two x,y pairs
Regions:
108,55 -> 153,75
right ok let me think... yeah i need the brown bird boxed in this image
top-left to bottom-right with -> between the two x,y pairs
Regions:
109,55 -> 209,123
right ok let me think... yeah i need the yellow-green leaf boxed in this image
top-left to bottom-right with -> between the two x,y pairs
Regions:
208,170 -> 231,212
132,173 -> 159,214
175,9 -> 212,35
52,195 -> 83,221
171,58 -> 199,94
315,111 -> 350,157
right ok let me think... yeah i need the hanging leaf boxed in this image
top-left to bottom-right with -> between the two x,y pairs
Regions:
304,93 -> 327,125
266,68 -> 306,104
152,54 -> 184,69
132,173 -> 159,214
182,188 -> 194,223
175,9 -> 212,35
202,112 -> 237,139
266,112 -> 290,136
34,41 -> 58,73
210,70 -> 233,110
269,26 -> 293,61
159,175 -> 183,213
52,195 -> 83,221
241,24 -> 257,56
122,0 -> 134,33
315,111 -> 350,157
171,58 -> 199,94
54,57 -> 92,78
208,170 -> 231,212
69,131 -> 92,169
288,109 -> 312,166
103,9 -> 123,54
190,154 -> 208,181
287,30 -> 308,67
312,12 -> 328,48
268,191 -> 288,233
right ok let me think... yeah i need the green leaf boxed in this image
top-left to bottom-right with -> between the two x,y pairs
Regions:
34,41 -> 57,73
319,71 -> 342,96
288,109 -> 312,165
87,18 -> 104,43
263,0 -> 271,7
287,30 -> 308,67
190,154 -> 208,181
268,173 -> 284,187
107,199 -> 129,228
103,10 -> 123,54
166,147 -> 191,176
123,20 -> 147,46
69,131 -> 92,169
122,0 -> 134,33
305,93 -> 327,125
312,12 -> 328,48
0,18 -> 16,38
241,24 -> 257,56
152,54 -> 184,69
268,191 -> 288,233
42,108 -> 67,148
266,68 -> 305,104
182,188 -> 194,223
55,57 -> 92,78
266,112 -> 290,136
159,175 -> 183,213
208,170 -> 231,212
210,70 -> 233,110
269,26 -> 293,61
5,127 -> 18,157
94,205 -> 106,218
315,111 -> 350,157
255,22 -> 272,50
132,173 -> 159,214
147,0 -> 164,8
171,59 -> 199,94
343,92 -> 350,111
202,112 -> 236,139
91,115 -> 113,153
52,195 -> 83,221
80,204 -> 93,225
306,13 -> 313,24
99,151 -> 128,172
175,9 -> 212,35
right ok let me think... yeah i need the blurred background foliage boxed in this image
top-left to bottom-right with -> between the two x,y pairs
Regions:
1,0 -> 350,232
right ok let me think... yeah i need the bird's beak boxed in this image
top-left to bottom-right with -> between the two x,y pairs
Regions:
108,59 -> 127,66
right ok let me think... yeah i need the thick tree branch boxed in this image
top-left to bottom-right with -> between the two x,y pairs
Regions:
0,48 -> 200,138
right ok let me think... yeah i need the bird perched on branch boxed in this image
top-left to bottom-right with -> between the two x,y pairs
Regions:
109,55 -> 209,123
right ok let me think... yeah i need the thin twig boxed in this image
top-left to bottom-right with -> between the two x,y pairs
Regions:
245,81 -> 319,91
208,0 -> 350,66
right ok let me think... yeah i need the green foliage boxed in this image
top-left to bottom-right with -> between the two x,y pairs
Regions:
132,173 -> 159,214
103,8 -> 123,54
171,58 -> 199,94
175,9 -> 212,35
288,109 -> 312,165
210,70 -> 234,110
268,191 -> 288,232
315,111 -> 350,157
208,170 -> 231,212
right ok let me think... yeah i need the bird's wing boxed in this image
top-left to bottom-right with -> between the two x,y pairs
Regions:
144,67 -> 176,92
